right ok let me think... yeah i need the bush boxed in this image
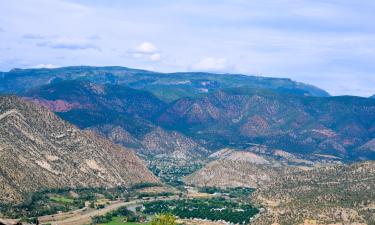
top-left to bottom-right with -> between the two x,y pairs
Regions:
151,214 -> 176,225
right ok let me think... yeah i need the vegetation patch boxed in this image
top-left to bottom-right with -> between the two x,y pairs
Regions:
131,182 -> 162,190
49,196 -> 75,204
0,187 -> 128,219
198,187 -> 255,199
148,159 -> 204,187
143,198 -> 259,224
99,217 -> 150,225
92,206 -> 144,225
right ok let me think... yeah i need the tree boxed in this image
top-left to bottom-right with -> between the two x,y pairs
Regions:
89,201 -> 95,208
151,213 -> 177,225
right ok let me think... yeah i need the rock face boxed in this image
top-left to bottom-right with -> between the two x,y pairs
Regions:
0,96 -> 159,204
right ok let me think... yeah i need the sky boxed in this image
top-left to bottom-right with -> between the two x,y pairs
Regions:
0,0 -> 375,96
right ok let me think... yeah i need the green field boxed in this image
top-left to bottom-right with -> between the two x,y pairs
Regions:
49,196 -> 75,204
99,217 -> 150,225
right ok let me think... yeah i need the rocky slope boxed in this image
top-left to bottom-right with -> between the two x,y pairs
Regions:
24,81 -> 375,161
184,157 -> 280,189
89,124 -> 208,160
185,148 -> 375,224
253,162 -> 375,225
158,88 -> 375,159
0,96 -> 158,203
183,148 -> 318,188
24,80 -> 208,160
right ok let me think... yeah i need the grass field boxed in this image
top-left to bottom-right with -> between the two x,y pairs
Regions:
49,196 -> 75,204
100,217 -> 150,225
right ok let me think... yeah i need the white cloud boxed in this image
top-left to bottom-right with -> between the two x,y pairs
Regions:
135,42 -> 158,53
22,34 -> 45,40
2,0 -> 375,96
191,57 -> 230,72
28,64 -> 60,69
149,53 -> 161,61
130,42 -> 161,62
37,36 -> 100,50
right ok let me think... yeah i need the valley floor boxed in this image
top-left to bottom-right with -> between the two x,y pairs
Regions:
39,196 -> 180,225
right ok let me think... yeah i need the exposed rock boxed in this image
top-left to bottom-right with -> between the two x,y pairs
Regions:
0,96 -> 158,203
253,162 -> 375,225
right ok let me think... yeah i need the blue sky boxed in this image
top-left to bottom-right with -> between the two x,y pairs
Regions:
1,0 -> 375,96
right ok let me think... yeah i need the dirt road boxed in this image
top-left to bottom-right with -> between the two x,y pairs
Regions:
40,196 -> 179,225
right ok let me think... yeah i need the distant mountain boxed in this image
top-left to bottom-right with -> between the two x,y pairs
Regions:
24,80 -> 208,160
158,88 -> 375,159
24,80 -> 375,161
0,66 -> 329,102
371,95 -> 375,98
25,80 -> 165,134
0,96 -> 158,203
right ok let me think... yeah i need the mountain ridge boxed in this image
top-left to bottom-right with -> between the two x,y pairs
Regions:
22,80 -> 375,161
23,80 -> 209,160
157,87 -> 375,159
0,66 -> 330,102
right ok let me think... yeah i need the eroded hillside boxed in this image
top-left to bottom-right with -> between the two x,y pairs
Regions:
0,96 -> 158,203
253,162 -> 375,225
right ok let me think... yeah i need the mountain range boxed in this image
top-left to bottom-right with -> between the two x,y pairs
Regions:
0,66 -> 329,102
1,66 -> 375,224
16,76 -> 375,161
23,80 -> 209,161
158,88 -> 375,159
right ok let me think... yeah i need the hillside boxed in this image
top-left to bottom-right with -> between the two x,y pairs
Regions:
24,80 -> 208,160
253,162 -> 375,225
0,96 -> 158,204
0,66 -> 329,102
183,148 -> 318,188
23,80 -> 375,161
185,148 -> 375,224
184,157 -> 280,189
158,88 -> 375,160
90,125 -> 208,160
